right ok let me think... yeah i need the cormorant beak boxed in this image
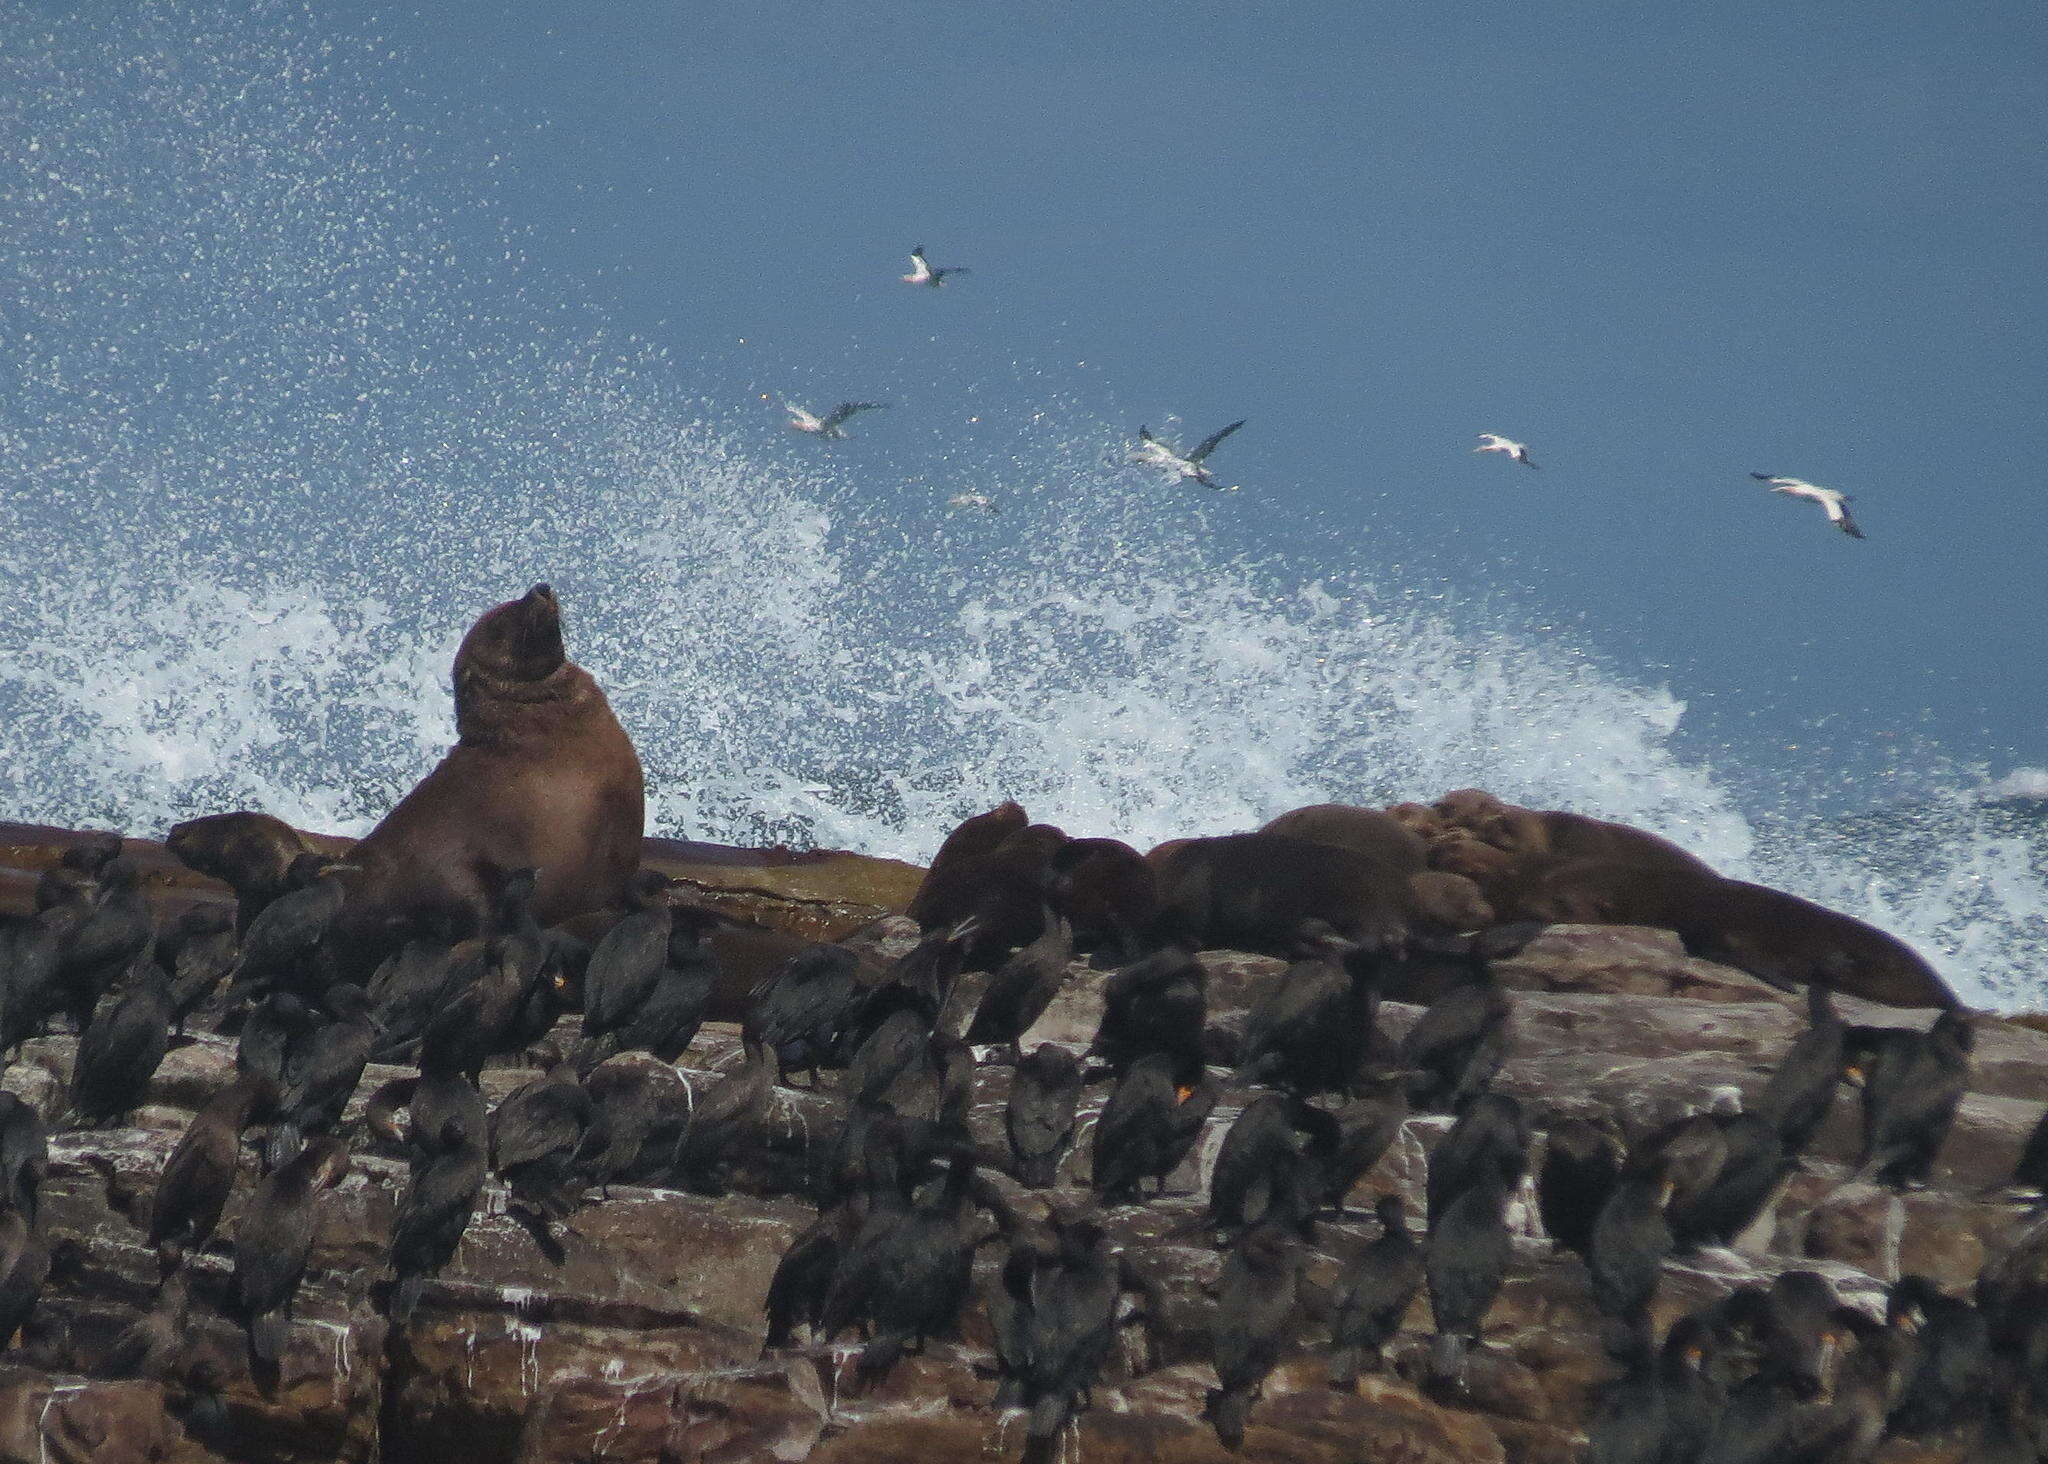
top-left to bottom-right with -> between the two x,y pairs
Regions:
946,915 -> 984,943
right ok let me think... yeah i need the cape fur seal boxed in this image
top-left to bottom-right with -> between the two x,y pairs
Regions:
907,802 -> 1029,929
908,819 -> 1069,961
164,812 -> 311,933
1433,790 -> 1713,876
1536,809 -> 1715,877
1258,802 -> 1428,872
1147,832 -> 1448,955
1521,859 -> 1957,1009
1047,837 -> 1156,960
338,585 -> 643,968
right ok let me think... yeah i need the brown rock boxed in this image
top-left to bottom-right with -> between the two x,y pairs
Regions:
0,1371 -> 203,1464
1801,1183 -> 1903,1280
1490,924 -> 1785,1003
4,818 -> 2046,1464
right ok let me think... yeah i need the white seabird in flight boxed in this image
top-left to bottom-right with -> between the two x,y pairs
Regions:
785,401 -> 890,439
1750,473 -> 1866,539
1474,433 -> 1539,468
902,246 -> 969,288
947,493 -> 999,514
1131,419 -> 1246,491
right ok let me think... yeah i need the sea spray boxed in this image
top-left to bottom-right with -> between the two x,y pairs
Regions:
2,3 -> 2044,1007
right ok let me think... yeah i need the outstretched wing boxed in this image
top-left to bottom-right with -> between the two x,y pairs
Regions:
1749,472 -> 1788,486
822,401 -> 889,431
1189,419 -> 1246,463
1828,497 -> 1866,539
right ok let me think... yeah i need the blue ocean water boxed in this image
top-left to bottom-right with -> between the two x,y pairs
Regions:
2,3 -> 2042,1006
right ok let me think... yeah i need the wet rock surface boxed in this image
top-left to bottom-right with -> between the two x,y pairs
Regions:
0,822 -> 2044,1462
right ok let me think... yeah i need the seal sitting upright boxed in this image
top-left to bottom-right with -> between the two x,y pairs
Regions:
338,584 -> 643,964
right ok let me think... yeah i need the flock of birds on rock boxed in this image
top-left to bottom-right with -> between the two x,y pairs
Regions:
779,247 -> 1873,538
0,795 -> 2042,1460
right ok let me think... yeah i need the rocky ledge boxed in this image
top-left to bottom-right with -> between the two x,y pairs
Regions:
0,823 -> 2042,1464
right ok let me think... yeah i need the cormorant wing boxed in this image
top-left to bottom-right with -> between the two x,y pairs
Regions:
1189,419 -> 1246,463
822,402 -> 889,431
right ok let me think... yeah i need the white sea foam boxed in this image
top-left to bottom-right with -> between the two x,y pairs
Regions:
1,3 -> 2043,1007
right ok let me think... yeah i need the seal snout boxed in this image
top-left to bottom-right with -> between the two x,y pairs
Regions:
526,582 -> 555,604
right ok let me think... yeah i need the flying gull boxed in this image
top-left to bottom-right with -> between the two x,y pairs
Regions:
947,493 -> 999,514
902,246 -> 969,288
786,401 -> 889,439
1131,419 -> 1246,491
1474,433 -> 1539,468
1750,473 -> 1865,539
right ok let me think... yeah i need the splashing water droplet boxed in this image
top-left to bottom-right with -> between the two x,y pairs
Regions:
0,5 -> 2042,1008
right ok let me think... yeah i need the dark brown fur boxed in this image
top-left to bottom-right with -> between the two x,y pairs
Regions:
1148,833 -> 1412,955
907,802 -> 1029,929
1426,833 -> 1525,911
338,586 -> 643,969
1143,837 -> 1195,870
1432,788 -> 1549,857
1535,810 -> 1715,878
1425,796 -> 1715,921
165,812 -> 311,930
1404,872 -> 1495,935
1050,837 -> 1157,957
1522,860 -> 1957,1009
908,823 -> 1069,958
1385,802 -> 1447,840
1258,803 -> 1429,873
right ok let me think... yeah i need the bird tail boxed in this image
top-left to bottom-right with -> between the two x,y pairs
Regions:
570,1032 -> 619,1076
370,1031 -> 421,1064
246,1312 -> 286,1369
1327,1346 -> 1360,1390
853,1333 -> 905,1394
1022,1394 -> 1071,1462
1204,1386 -> 1251,1451
388,1274 -> 425,1325
1430,1329 -> 1470,1386
261,1121 -> 303,1174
